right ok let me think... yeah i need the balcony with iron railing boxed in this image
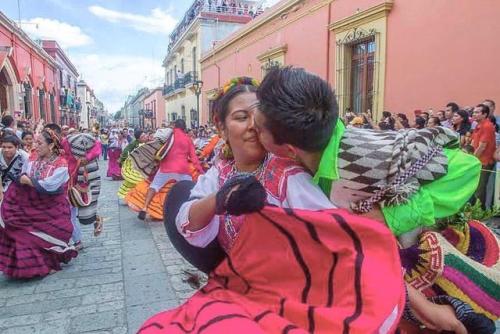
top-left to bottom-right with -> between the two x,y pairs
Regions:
168,0 -> 264,52
163,71 -> 199,97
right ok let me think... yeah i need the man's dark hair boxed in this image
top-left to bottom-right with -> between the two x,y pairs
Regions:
415,116 -> 426,129
134,129 -> 144,140
1,134 -> 20,147
476,103 -> 490,116
21,130 -> 33,140
44,123 -> 62,135
446,102 -> 460,113
1,115 -> 14,128
174,118 -> 187,131
257,67 -> 338,152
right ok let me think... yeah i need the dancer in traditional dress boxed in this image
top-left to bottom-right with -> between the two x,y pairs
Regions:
63,131 -> 103,249
137,119 -> 203,221
0,135 -> 29,202
107,130 -> 127,180
139,77 -> 405,334
119,129 -> 147,166
0,129 -> 77,278
254,67 -> 496,333
122,128 -> 183,220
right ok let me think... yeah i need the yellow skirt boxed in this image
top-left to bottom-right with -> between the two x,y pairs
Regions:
117,158 -> 145,199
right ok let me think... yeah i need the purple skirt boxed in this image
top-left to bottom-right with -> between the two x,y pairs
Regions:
0,183 -> 77,278
107,147 -> 122,180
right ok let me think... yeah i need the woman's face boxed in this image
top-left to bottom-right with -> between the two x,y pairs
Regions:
220,92 -> 265,165
23,134 -> 33,148
36,135 -> 52,158
452,113 -> 463,125
2,142 -> 17,160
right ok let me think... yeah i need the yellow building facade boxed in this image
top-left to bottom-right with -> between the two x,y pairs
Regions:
163,0 -> 260,127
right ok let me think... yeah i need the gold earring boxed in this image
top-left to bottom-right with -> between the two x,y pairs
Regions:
222,142 -> 233,160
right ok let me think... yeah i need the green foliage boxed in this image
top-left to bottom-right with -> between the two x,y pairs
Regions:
436,199 -> 500,230
113,110 -> 122,120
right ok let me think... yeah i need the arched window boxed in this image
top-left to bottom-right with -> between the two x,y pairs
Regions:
181,105 -> 186,120
181,58 -> 184,74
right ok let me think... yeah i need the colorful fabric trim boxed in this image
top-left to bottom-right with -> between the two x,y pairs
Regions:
403,230 -> 500,321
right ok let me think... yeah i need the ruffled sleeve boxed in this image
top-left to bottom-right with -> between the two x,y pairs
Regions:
32,166 -> 69,194
176,166 -> 220,247
285,172 -> 336,210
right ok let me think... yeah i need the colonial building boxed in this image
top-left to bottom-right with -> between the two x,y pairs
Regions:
0,11 -> 60,123
144,87 -> 166,129
41,40 -> 80,127
127,88 -> 150,128
163,0 -> 264,127
200,0 -> 500,123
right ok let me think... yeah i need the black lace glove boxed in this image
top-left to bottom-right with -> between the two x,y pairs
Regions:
215,174 -> 266,216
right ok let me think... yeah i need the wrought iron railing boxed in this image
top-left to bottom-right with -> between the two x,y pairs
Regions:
168,0 -> 264,51
163,84 -> 174,96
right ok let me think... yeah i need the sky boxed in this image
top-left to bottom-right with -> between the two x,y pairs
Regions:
1,0 -> 281,114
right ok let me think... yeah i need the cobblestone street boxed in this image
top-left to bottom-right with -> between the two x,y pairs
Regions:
0,162 -> 199,334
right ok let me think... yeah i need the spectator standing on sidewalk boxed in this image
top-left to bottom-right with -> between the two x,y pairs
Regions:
442,102 -> 459,128
471,103 -> 496,208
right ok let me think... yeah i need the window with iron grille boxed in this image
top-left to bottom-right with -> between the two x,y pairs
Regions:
349,38 -> 375,115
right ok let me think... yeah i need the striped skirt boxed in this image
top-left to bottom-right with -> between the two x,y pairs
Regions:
138,207 -> 405,333
0,183 -> 77,278
402,221 -> 500,321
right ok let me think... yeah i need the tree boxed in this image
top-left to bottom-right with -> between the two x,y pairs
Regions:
114,110 -> 122,120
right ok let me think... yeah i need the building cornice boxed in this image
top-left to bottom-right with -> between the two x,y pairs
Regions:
328,1 -> 393,32
55,48 -> 79,77
0,11 -> 58,68
200,0 -> 303,63
257,44 -> 288,62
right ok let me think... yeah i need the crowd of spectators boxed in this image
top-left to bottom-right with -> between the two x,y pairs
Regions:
343,99 -> 499,209
168,0 -> 264,51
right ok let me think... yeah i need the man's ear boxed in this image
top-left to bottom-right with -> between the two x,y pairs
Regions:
284,144 -> 299,160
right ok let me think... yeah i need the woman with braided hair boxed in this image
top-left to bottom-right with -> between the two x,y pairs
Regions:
138,78 -> 405,333
0,129 -> 77,278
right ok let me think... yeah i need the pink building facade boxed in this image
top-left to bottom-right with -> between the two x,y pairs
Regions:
144,88 -> 166,129
200,0 -> 500,123
0,12 -> 60,123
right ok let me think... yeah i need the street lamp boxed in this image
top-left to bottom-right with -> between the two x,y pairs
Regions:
192,80 -> 203,127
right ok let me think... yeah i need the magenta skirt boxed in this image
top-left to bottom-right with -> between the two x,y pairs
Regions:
0,183 -> 77,278
107,147 -> 123,180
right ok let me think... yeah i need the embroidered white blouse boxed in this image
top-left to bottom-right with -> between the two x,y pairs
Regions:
176,161 -> 335,248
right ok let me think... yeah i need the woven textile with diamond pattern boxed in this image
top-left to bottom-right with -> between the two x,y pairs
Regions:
67,133 -> 101,225
338,126 -> 458,208
138,207 -> 405,334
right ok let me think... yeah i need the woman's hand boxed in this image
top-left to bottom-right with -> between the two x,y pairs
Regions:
413,302 -> 467,334
408,285 -> 467,334
19,175 -> 33,187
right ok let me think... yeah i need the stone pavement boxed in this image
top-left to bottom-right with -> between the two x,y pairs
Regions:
0,161 -> 200,334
